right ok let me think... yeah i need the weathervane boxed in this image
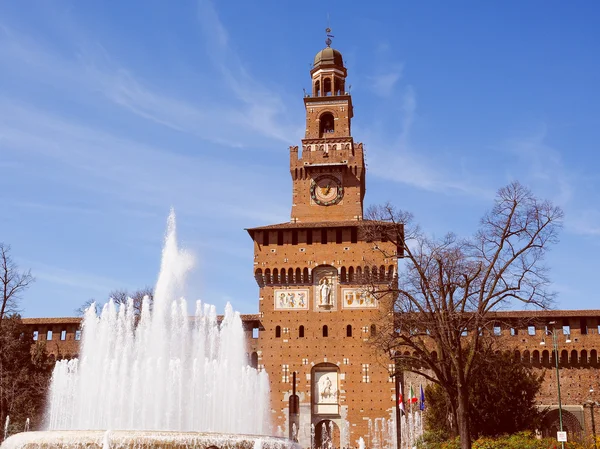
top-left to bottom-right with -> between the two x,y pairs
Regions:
325,27 -> 334,47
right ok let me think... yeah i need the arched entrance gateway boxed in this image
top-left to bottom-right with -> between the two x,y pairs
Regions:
314,420 -> 340,449
312,363 -> 342,449
541,408 -> 584,442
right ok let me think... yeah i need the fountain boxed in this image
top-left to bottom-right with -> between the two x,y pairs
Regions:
1,211 -> 296,449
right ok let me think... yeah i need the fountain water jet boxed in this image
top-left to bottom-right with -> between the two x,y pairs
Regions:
2,211 -> 291,449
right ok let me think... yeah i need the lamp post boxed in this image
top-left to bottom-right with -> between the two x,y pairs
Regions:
584,388 -> 599,449
540,321 -> 569,449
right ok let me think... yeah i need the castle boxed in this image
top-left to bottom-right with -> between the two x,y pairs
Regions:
22,39 -> 600,446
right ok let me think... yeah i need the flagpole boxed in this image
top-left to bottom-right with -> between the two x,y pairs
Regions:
394,371 -> 403,449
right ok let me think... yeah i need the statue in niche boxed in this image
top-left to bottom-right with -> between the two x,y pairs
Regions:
319,278 -> 332,306
317,374 -> 338,403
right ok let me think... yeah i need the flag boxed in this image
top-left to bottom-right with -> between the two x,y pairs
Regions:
409,384 -> 418,404
419,384 -> 425,411
398,381 -> 405,415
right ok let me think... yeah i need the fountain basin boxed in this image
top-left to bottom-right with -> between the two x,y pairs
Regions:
1,430 -> 300,449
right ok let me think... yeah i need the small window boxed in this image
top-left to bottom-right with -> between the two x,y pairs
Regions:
461,329 -> 468,337
580,319 -> 588,335
362,364 -> 370,383
346,325 -> 352,337
528,326 -> 536,336
75,330 -> 82,341
351,228 -> 358,243
336,229 -> 343,244
370,324 -> 377,336
275,326 -> 281,338
299,325 -> 305,338
307,229 -> 313,245
47,330 -> 53,341
60,330 -> 67,341
252,327 -> 259,339
511,327 -> 518,336
250,352 -> 258,369
493,326 -> 501,336
321,229 -> 327,245
292,230 -> 298,245
33,331 -> 38,341
563,325 -> 571,335
323,325 -> 329,337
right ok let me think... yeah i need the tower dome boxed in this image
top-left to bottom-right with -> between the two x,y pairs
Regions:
313,47 -> 344,69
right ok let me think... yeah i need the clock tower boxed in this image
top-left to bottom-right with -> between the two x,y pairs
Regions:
290,37 -> 365,222
247,34 -> 399,449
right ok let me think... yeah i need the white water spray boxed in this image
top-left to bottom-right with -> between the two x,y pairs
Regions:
45,210 -> 270,435
3,415 -> 9,441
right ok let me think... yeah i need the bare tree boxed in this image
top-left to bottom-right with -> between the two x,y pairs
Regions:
74,298 -> 98,316
0,244 -> 34,330
75,287 -> 154,317
108,287 -> 153,316
363,182 -> 563,449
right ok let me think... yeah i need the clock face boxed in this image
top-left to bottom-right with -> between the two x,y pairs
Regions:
310,174 -> 344,206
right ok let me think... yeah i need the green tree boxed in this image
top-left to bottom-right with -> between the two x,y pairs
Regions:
0,315 -> 54,439
424,349 -> 544,440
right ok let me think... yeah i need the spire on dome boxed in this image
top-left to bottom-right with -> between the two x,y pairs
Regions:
325,27 -> 334,48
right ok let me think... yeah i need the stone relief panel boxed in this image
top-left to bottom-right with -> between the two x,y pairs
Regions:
313,370 -> 339,415
274,289 -> 310,310
313,266 -> 337,311
341,288 -> 378,309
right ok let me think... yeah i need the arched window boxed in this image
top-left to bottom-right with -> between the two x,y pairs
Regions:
590,349 -> 598,366
288,268 -> 294,284
273,268 -> 278,284
323,325 -> 329,337
560,349 -> 569,366
523,350 -> 530,364
265,268 -> 271,285
314,80 -> 321,97
299,325 -> 305,338
250,352 -> 258,369
346,325 -> 352,337
275,325 -> 281,338
341,266 -> 347,283
295,268 -> 301,284
542,350 -> 550,366
581,349 -> 588,365
319,112 -> 335,137
532,350 -> 540,365
388,265 -> 394,281
370,324 -> 377,336
571,349 -> 578,366
323,78 -> 332,96
348,266 -> 354,282
303,267 -> 310,283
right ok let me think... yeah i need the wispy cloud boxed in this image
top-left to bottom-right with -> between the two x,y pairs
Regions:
504,124 -> 574,206
0,19 -> 298,149
569,209 -> 600,237
366,86 -> 494,198
0,100 -> 289,224
367,64 -> 404,98
196,0 -> 302,144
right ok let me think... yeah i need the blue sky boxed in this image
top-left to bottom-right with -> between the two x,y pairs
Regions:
1,1 -> 599,317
